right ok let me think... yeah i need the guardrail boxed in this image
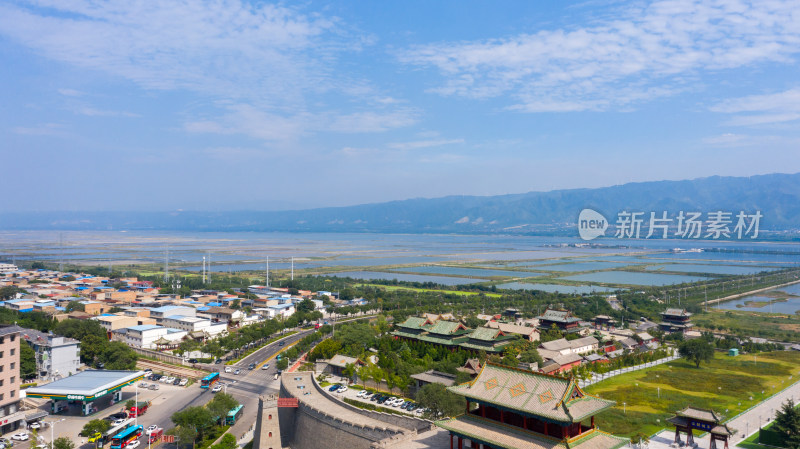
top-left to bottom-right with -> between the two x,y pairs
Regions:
578,352 -> 679,388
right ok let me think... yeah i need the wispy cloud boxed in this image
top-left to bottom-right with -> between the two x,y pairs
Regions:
701,133 -> 800,147
0,1 -> 413,139
12,123 -> 66,136
75,107 -> 140,118
388,138 -> 464,151
710,88 -> 800,126
398,0 -> 800,112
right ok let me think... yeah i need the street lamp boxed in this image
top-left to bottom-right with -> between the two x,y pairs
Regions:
45,418 -> 66,446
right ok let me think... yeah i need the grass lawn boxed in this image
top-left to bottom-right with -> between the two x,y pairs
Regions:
694,309 -> 800,343
356,283 -> 503,298
585,350 -> 800,439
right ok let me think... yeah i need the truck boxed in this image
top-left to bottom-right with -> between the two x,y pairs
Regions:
128,400 -> 151,417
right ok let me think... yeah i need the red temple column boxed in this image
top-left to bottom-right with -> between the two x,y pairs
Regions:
500,410 -> 505,423
458,437 -> 463,449
481,405 -> 486,418
561,425 -> 566,438
543,421 -> 549,436
524,417 -> 528,430
466,399 -> 470,414
450,434 -> 454,449
591,416 -> 595,428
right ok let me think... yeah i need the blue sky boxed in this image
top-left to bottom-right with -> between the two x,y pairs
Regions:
2,0 -> 800,211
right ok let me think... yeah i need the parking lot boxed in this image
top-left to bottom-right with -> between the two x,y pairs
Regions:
325,384 -> 426,417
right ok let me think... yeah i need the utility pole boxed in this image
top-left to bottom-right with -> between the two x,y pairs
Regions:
291,257 -> 294,281
202,256 -> 206,284
164,246 -> 169,282
266,257 -> 270,289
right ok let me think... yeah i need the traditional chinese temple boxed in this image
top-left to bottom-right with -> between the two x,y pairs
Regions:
667,406 -> 734,449
460,327 -> 516,354
659,308 -> 693,333
392,317 -> 472,350
436,362 -> 628,449
536,309 -> 584,334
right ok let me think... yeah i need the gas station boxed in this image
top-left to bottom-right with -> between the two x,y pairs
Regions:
24,370 -> 145,416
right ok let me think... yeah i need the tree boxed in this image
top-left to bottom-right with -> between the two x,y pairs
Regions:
80,419 -> 110,437
80,334 -> 106,366
678,338 -> 714,368
207,393 -> 238,424
276,357 -> 289,370
415,383 -> 466,419
65,300 -> 85,312
171,406 -> 215,444
20,341 -> 37,379
125,399 -> 136,409
0,286 -> 21,300
53,437 -> 75,449
296,299 -> 315,314
210,434 -> 238,449
99,341 -> 138,370
519,348 -> 543,365
772,399 -> 800,448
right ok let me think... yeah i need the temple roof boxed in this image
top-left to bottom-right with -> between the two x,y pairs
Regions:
676,406 -> 723,423
396,316 -> 432,329
427,320 -> 470,335
537,310 -> 582,324
448,363 -> 615,423
437,414 -> 628,449
468,327 -> 512,342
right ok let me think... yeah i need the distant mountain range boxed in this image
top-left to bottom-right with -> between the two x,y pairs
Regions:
3,173 -> 800,234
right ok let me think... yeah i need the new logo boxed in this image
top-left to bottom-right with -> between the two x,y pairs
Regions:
578,209 -> 608,241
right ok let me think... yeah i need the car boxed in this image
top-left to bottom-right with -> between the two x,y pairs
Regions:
278,341 -> 285,346
188,358 -> 198,364
336,385 -> 348,393
214,359 -> 223,364
112,419 -> 125,426
0,438 -> 12,447
150,384 -> 160,391
248,363 -> 256,370
261,363 -> 270,370
144,368 -> 152,373
10,433 -> 28,441
274,373 -> 279,380
111,412 -> 128,420
173,378 -> 181,385
363,392 -> 373,399
211,385 -> 223,393
328,384 -> 340,392
233,369 -> 241,375
139,382 -> 149,388
370,394 -> 380,402
356,390 -> 367,398
150,374 -> 161,381
224,366 -> 232,373
128,440 -> 140,449
146,425 -> 158,435
29,421 -> 41,429
179,378 -> 189,386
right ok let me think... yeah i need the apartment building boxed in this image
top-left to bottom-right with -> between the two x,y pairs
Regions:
14,327 -> 81,380
0,325 -> 25,434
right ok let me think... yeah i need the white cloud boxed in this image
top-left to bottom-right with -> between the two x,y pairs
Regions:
0,1 -> 414,139
398,0 -> 800,112
75,107 -> 140,118
702,133 -> 800,147
12,123 -> 66,136
710,88 -> 800,126
388,138 -> 463,151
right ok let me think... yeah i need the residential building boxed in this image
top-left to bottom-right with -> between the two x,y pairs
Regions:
149,305 -> 197,322
96,315 -> 156,333
485,321 -> 540,342
0,264 -> 18,274
539,337 -> 599,356
409,370 -> 456,395
161,315 -> 227,337
14,327 -> 80,380
123,325 -> 187,349
202,307 -> 244,326
0,325 -> 25,434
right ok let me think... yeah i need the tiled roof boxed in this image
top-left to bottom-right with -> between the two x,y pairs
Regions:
436,414 -> 628,449
486,322 -> 540,336
676,406 -> 722,423
663,308 -> 691,317
328,354 -> 364,368
538,309 -> 581,324
449,363 -> 615,423
397,316 -> 430,329
427,320 -> 469,336
468,327 -> 507,341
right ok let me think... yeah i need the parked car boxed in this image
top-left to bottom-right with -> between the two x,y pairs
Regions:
336,385 -> 348,393
29,421 -> 41,429
356,390 -> 367,398
172,378 -> 181,385
11,432 -> 28,441
370,394 -> 381,402
212,384 -> 223,393
214,359 -> 222,364
149,384 -> 159,391
328,384 -> 340,392
248,363 -> 256,370
179,378 -> 189,386
233,369 -> 241,375
224,366 -> 232,373
261,363 -> 270,370
188,358 -> 198,364
139,382 -> 149,388
128,440 -> 140,449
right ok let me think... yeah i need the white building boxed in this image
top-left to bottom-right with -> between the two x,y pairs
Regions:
149,305 -> 197,323
123,325 -> 187,349
265,303 -> 295,319
0,264 -> 18,274
161,315 -> 227,337
539,336 -> 599,356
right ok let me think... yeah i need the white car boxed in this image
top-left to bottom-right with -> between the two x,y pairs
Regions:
212,384 -> 223,393
29,421 -> 41,429
233,369 -> 241,375
112,418 -> 126,426
356,390 -> 368,398
179,378 -> 189,386
261,363 -> 270,370
128,440 -> 141,448
11,433 -> 29,441
224,366 -> 232,373
337,385 -> 348,393
146,425 -> 158,434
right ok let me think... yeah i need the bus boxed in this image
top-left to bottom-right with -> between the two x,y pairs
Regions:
225,404 -> 244,425
201,372 -> 221,389
110,424 -> 143,449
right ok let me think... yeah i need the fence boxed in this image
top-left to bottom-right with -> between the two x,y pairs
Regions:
131,347 -> 186,365
578,352 -> 679,388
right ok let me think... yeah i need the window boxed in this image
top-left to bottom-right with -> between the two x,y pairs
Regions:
0,394 -> 3,401
10,363 -> 14,370
10,391 -> 14,398
0,337 -> 4,344
10,335 -> 14,341
0,380 -> 3,386
9,349 -> 14,356
10,376 -> 14,384
0,351 -> 3,358
0,365 -> 4,373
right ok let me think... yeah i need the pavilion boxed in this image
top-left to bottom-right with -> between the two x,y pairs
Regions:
436,362 -> 628,449
667,406 -> 734,449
